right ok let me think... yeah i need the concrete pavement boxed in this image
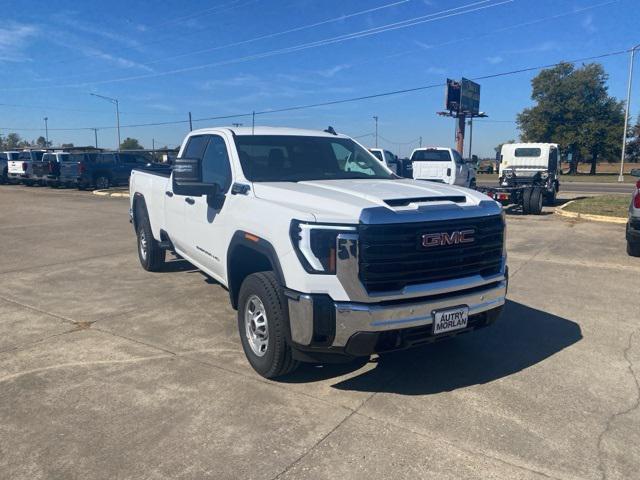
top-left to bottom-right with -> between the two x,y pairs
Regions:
1,185 -> 639,480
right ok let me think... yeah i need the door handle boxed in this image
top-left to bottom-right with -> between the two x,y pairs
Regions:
165,191 -> 174,197
185,197 -> 195,205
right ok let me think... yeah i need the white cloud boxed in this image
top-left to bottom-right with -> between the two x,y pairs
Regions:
414,40 -> 433,50
486,55 -> 503,65
581,14 -> 596,33
316,64 -> 351,78
0,23 -> 38,62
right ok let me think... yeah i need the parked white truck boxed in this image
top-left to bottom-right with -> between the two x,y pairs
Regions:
478,143 -> 561,215
410,147 -> 476,188
129,127 -> 507,378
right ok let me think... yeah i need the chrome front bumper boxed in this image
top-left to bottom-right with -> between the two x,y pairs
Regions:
287,279 -> 507,348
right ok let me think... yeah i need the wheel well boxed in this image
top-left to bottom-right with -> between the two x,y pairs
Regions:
227,245 -> 276,310
131,193 -> 146,231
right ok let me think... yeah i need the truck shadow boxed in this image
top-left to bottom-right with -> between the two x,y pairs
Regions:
284,300 -> 582,395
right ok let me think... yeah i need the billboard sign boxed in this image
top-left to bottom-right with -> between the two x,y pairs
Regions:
460,78 -> 480,115
445,79 -> 460,112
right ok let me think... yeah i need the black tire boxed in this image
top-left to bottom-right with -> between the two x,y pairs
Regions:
135,205 -> 165,272
628,240 -> 640,257
94,175 -> 110,190
1,168 -> 7,184
522,188 -> 532,215
528,187 -> 544,215
237,271 -> 299,379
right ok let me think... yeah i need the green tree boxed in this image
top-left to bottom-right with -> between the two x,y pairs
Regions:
61,143 -> 74,148
5,133 -> 22,149
517,62 -> 624,175
36,136 -> 50,148
120,137 -> 143,150
626,116 -> 640,164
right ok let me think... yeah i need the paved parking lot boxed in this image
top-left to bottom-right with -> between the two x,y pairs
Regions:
1,185 -> 639,480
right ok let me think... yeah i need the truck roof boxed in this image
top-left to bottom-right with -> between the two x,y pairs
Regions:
190,126 -> 350,139
503,142 -> 558,148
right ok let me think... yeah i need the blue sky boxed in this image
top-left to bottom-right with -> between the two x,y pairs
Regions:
0,0 -> 638,156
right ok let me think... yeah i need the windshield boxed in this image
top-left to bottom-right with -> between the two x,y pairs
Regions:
234,135 -> 393,182
411,150 -> 452,162
514,148 -> 541,157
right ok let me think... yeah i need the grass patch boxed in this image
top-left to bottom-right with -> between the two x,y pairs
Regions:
564,195 -> 629,218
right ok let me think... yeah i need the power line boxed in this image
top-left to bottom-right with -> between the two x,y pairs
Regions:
3,0 -> 510,91
0,48 -> 630,133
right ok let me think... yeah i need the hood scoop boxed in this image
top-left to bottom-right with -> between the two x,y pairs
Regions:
384,195 -> 466,207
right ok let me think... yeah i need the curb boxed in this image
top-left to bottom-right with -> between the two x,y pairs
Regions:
93,189 -> 130,198
555,200 -> 627,224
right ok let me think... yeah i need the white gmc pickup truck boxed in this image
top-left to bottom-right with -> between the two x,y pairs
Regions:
129,127 -> 507,378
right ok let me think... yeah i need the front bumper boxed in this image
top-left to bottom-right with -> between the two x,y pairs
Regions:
286,278 -> 506,357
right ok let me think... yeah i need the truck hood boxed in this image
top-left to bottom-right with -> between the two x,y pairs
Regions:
252,178 -> 492,223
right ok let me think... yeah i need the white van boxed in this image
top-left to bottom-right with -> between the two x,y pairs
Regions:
410,147 -> 476,188
368,148 -> 399,174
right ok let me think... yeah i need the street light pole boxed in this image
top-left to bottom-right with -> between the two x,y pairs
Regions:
619,43 -> 640,183
90,93 -> 121,151
373,116 -> 378,147
91,128 -> 98,148
43,117 -> 49,146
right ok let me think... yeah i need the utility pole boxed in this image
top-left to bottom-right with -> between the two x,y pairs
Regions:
619,43 -> 640,182
373,116 -> 379,147
188,112 -> 193,132
91,128 -> 98,148
90,93 -> 121,150
252,111 -> 256,134
455,114 -> 466,155
419,136 -> 422,148
43,117 -> 49,147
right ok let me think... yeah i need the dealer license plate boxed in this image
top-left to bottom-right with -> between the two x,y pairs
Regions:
432,306 -> 469,335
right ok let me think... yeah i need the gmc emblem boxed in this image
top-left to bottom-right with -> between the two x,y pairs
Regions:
421,229 -> 475,248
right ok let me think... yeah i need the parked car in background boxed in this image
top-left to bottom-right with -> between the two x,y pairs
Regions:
0,153 -> 9,183
60,151 -> 153,189
368,148 -> 399,174
410,147 -> 476,188
7,150 -> 46,185
627,170 -> 640,257
32,152 -> 71,187
477,159 -> 495,174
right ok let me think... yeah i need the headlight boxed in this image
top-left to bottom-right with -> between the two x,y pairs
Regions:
290,221 -> 357,274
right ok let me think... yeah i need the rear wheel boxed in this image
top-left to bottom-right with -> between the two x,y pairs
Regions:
136,206 -> 165,271
238,272 -> 298,379
94,175 -> 110,190
521,188 -> 532,214
628,240 -> 640,257
528,188 -> 544,215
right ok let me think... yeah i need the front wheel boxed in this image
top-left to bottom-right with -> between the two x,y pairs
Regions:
238,272 -> 299,379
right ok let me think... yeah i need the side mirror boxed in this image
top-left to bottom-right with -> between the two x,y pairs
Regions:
172,157 -> 220,197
